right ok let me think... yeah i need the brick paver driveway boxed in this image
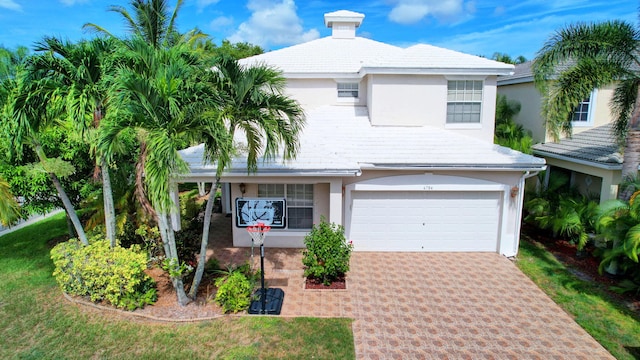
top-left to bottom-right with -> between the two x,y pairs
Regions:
208,216 -> 613,359
272,252 -> 613,359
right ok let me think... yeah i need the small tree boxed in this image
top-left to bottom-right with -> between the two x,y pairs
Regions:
302,217 -> 353,286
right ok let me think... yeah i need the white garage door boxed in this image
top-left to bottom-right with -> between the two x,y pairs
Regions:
349,191 -> 501,252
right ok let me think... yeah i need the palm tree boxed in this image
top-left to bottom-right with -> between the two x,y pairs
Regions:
188,54 -> 305,298
84,0 -> 205,49
533,19 -> 640,199
101,38 -> 230,305
85,0 -> 206,220
2,68 -> 89,244
491,52 -> 527,64
30,37 -> 119,246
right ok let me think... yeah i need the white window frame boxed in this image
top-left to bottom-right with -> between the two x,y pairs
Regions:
258,184 -> 314,230
571,89 -> 597,127
337,82 -> 359,101
445,79 -> 484,126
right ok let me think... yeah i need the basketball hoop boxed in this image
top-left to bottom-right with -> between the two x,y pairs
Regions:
247,222 -> 270,246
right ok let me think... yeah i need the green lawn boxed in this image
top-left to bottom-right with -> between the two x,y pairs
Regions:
517,236 -> 640,360
0,213 -> 354,360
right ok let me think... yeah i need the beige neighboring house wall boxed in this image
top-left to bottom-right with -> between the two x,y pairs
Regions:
496,82 -> 545,142
497,80 -> 616,143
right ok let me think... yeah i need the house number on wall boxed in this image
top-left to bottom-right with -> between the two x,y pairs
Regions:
423,186 -> 434,190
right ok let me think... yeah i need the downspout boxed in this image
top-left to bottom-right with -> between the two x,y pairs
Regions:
513,171 -> 540,256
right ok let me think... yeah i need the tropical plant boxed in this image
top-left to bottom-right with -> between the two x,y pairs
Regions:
525,171 -> 599,249
1,63 -> 89,244
494,94 -> 533,154
188,53 -> 305,298
100,38 -> 230,305
30,36 -> 120,246
302,217 -> 353,286
491,52 -> 527,64
594,184 -> 640,283
533,18 -> 640,199
0,175 -> 19,226
213,270 -> 253,313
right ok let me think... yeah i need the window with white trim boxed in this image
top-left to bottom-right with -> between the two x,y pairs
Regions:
258,184 -> 313,229
337,82 -> 359,98
446,80 -> 483,123
571,96 -> 591,123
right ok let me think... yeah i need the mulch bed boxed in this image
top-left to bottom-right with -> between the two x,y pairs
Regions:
304,276 -> 346,290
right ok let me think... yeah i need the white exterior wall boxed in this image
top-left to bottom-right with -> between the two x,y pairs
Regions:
221,170 -> 527,256
367,74 -> 497,142
226,179 -> 337,248
285,78 -> 367,110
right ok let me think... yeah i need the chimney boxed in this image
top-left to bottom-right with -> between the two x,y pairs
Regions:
324,10 -> 365,39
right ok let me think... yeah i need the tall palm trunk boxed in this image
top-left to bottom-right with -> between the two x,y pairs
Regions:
35,144 -> 88,245
100,156 -> 117,247
135,142 -> 156,217
157,211 -> 191,306
188,181 -> 215,299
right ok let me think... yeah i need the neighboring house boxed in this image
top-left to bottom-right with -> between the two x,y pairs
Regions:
178,10 -> 545,256
497,61 -> 621,203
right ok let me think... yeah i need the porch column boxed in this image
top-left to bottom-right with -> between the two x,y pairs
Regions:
600,174 -> 618,204
329,180 -> 343,225
170,182 -> 181,231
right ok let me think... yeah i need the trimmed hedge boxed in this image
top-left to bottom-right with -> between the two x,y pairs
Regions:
51,238 -> 157,310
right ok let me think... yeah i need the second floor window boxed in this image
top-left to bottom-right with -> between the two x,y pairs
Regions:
337,82 -> 359,98
571,96 -> 591,122
446,80 -> 483,123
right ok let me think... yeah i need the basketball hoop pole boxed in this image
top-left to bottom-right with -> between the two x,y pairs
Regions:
259,241 -> 266,313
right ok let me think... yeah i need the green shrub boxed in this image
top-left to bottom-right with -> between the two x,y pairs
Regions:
214,271 -> 253,313
50,237 -> 157,310
302,217 -> 353,285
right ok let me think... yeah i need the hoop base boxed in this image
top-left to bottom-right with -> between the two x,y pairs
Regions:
248,288 -> 284,315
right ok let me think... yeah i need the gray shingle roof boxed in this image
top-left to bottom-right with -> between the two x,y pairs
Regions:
532,124 -> 622,168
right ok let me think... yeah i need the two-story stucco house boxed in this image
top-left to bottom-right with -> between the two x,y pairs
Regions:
498,61 -> 622,203
178,10 -> 546,256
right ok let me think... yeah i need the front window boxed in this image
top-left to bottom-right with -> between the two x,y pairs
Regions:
258,184 -> 313,229
337,82 -> 359,98
446,80 -> 483,123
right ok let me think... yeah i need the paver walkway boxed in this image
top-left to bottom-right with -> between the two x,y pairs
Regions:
208,214 -> 614,359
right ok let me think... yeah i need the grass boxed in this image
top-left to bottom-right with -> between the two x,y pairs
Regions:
517,236 -> 640,360
0,213 -> 354,360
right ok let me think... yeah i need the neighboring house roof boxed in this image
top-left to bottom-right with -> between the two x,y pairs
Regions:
532,124 -> 622,170
239,36 -> 514,78
498,59 -> 640,86
180,106 -> 546,178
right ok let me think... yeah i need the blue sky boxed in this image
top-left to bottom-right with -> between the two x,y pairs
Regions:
0,0 -> 635,60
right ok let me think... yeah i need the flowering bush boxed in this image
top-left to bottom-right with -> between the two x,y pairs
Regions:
302,217 -> 353,285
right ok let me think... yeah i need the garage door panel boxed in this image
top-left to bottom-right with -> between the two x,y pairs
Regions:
349,191 -> 500,252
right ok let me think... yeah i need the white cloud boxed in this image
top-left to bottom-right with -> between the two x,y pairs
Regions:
210,16 -> 234,30
59,0 -> 89,5
388,0 -> 465,24
0,0 -> 21,11
228,0 -> 319,49
197,0 -> 221,11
